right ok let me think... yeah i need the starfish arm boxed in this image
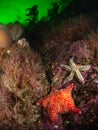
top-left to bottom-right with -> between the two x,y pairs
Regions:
69,103 -> 81,114
78,65 -> 91,71
63,71 -> 74,83
64,83 -> 74,93
60,64 -> 71,71
75,69 -> 85,84
69,57 -> 77,69
48,107 -> 58,123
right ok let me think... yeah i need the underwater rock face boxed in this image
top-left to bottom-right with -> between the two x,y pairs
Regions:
0,39 -> 50,129
68,40 -> 90,63
42,40 -> 91,87
88,31 -> 98,63
40,35 -> 98,130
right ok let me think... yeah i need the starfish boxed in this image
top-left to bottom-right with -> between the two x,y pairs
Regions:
60,57 -> 91,84
37,83 -> 81,123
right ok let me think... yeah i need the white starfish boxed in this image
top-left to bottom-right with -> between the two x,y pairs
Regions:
60,57 -> 91,84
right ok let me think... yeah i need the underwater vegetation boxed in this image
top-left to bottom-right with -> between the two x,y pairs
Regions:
0,38 -> 49,129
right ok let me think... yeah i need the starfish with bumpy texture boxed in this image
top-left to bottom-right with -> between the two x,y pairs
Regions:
37,83 -> 81,123
60,57 -> 91,84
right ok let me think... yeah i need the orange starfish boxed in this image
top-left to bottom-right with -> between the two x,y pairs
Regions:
37,83 -> 81,123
